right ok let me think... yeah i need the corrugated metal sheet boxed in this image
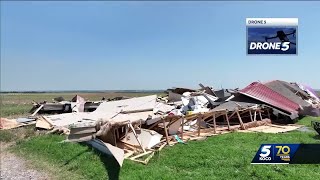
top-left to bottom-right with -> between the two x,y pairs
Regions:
239,82 -> 300,114
264,80 -> 310,107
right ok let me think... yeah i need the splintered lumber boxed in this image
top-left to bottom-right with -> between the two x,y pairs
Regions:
197,117 -> 201,137
130,151 -> 155,165
130,151 -> 153,160
113,128 -> 117,147
213,113 -> 216,134
228,111 -> 237,120
236,110 -> 245,130
181,118 -> 184,140
259,111 -> 263,120
162,118 -> 170,145
249,110 -> 253,122
144,152 -> 155,164
225,113 -> 230,130
124,151 -> 135,159
36,116 -> 53,130
158,142 -> 167,151
128,123 -> 146,153
31,105 -> 44,117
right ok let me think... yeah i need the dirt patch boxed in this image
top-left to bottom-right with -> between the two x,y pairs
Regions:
0,142 -> 50,180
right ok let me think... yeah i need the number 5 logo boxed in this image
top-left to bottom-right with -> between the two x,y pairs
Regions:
260,145 -> 271,157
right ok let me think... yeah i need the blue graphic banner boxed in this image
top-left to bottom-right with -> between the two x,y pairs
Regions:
252,144 -> 320,164
247,27 -> 298,55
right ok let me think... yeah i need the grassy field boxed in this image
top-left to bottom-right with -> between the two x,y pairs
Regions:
0,92 -> 161,118
0,116 -> 318,180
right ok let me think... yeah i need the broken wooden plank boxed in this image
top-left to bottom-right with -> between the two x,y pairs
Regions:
130,151 -> 153,160
162,118 -> 170,145
249,110 -> 253,122
225,113 -> 230,130
128,123 -> 146,153
31,105 -> 44,117
213,113 -> 216,134
236,110 -> 245,130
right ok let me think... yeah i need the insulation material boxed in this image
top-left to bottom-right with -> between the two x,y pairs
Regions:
168,119 -> 182,135
0,118 -> 21,129
71,95 -> 86,112
121,129 -> 162,149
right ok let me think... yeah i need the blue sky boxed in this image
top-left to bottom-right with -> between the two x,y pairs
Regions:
1,1 -> 319,91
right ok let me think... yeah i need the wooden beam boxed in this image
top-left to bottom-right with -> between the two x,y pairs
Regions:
162,118 -> 170,145
181,118 -> 184,140
197,116 -> 202,137
124,151 -> 135,159
144,152 -> 155,164
225,113 -> 230,130
228,111 -> 237,120
267,109 -> 271,119
213,113 -> 216,134
128,123 -> 146,153
158,143 -> 167,151
113,128 -> 117,147
31,104 -> 44,117
249,110 -> 253,122
254,110 -> 257,121
130,151 -> 153,160
236,110 -> 245,130
259,111 -> 263,120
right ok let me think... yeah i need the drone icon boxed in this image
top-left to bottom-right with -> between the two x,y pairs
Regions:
264,29 -> 296,45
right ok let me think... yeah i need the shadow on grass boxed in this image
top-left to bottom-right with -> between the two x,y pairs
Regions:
95,149 -> 120,180
62,142 -> 120,180
62,149 -> 91,166
312,135 -> 320,140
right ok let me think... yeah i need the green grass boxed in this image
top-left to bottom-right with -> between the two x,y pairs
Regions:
0,125 -> 37,142
296,116 -> 320,127
0,104 -> 33,118
10,117 -> 320,180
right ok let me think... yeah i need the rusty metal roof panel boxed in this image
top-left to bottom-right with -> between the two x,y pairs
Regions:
239,82 -> 300,113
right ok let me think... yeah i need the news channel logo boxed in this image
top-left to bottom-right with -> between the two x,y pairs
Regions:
246,18 -> 298,55
251,144 -> 300,164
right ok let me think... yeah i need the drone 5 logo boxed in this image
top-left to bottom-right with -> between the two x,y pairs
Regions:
276,145 -> 291,161
259,145 -> 272,161
249,42 -> 290,51
247,27 -> 297,55
249,29 -> 296,52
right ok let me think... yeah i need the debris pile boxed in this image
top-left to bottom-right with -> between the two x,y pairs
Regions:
30,95 -> 103,115
1,80 -> 319,166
